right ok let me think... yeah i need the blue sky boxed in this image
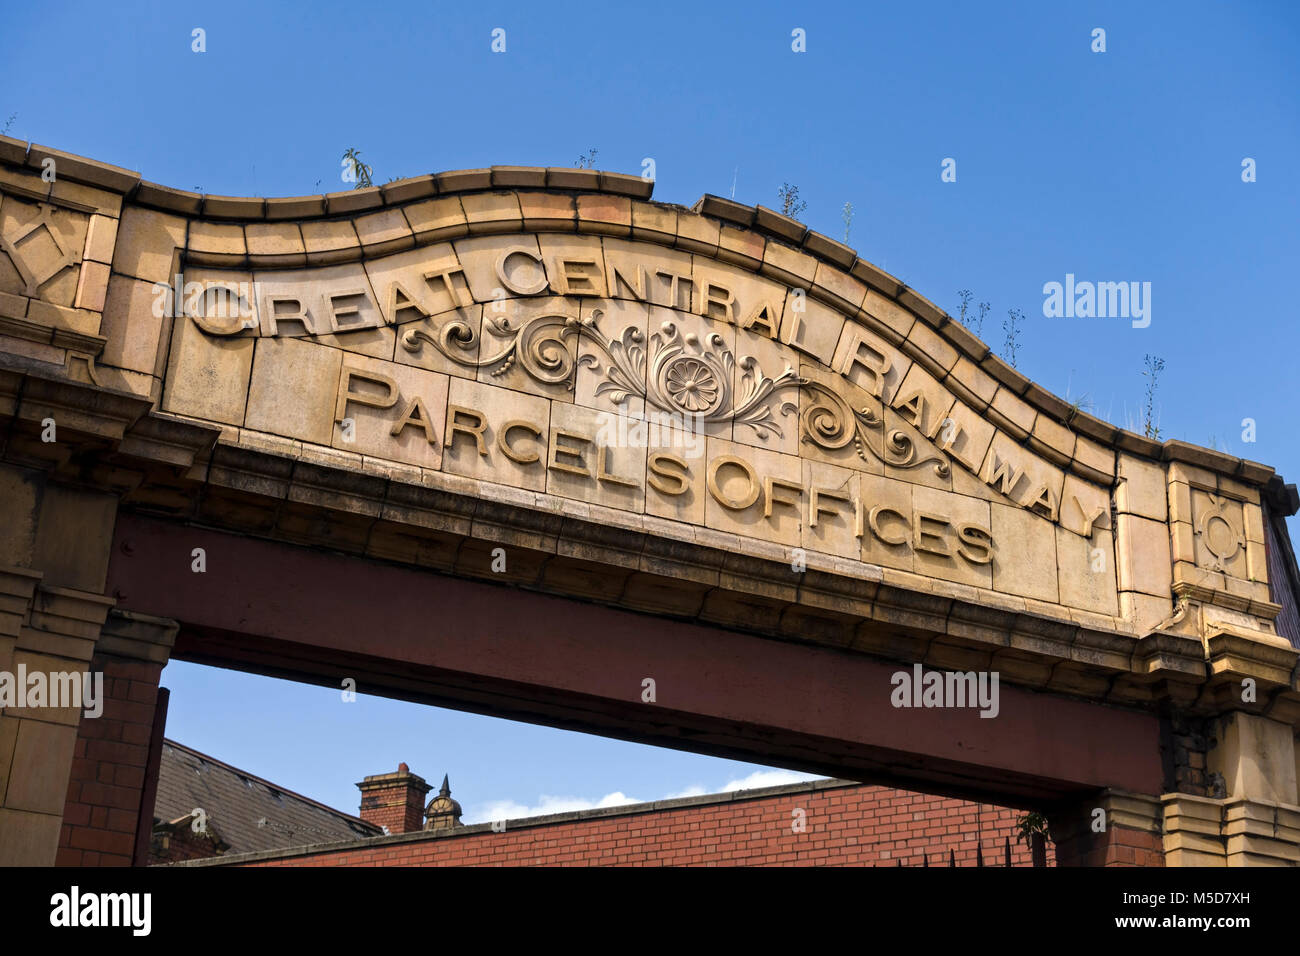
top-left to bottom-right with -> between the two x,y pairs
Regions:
4,1 -> 1297,819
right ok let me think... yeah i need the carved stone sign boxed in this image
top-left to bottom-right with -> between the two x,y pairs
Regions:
159,233 -> 1126,617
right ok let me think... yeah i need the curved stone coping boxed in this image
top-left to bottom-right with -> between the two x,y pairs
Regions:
0,137 -> 1282,491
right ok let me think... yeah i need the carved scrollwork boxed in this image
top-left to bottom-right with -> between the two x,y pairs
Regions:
397,306 -> 951,476
399,311 -> 583,388
795,381 -> 949,477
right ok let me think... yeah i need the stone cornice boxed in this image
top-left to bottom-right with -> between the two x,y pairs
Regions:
117,424 -> 1288,717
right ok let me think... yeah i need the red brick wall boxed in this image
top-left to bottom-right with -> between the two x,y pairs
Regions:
55,655 -> 164,866
232,784 -> 1058,867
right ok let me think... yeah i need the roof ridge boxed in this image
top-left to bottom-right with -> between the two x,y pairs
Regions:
162,738 -> 379,832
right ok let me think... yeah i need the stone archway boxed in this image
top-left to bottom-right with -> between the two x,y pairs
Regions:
1,145 -> 1297,866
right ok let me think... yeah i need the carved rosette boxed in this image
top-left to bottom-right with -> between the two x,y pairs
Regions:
582,317 -> 801,438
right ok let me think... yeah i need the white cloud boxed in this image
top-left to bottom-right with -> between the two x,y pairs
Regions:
466,791 -> 640,824
660,784 -> 709,800
466,769 -> 825,825
718,769 -> 821,792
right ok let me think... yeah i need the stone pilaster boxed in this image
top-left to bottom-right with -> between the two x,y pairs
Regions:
1163,793 -> 1300,866
0,569 -> 114,865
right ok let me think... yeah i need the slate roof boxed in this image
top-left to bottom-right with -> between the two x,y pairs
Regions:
153,739 -> 381,855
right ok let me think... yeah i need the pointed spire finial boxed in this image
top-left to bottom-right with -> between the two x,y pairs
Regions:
439,774 -> 450,797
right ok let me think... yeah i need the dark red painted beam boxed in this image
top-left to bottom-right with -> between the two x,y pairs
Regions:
106,513 -> 1164,802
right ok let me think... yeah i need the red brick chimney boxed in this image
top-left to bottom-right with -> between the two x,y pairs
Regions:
356,763 -> 431,834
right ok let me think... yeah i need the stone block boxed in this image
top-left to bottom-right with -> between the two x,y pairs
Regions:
244,337 -> 344,445
812,262 -> 867,315
1115,513 -> 1173,598
402,197 -> 468,244
800,458 -> 860,561
300,220 -> 360,266
537,234 -> 608,298
244,222 -> 307,268
1029,414 -> 1076,467
452,234 -> 543,304
704,436 -> 803,549
4,717 -> 79,815
990,503 -> 1059,603
987,386 -> 1036,441
602,237 -> 692,310
393,305 -> 483,380
912,484 -> 993,589
858,472 -> 915,573
675,211 -> 721,256
99,275 -> 167,374
576,194 -> 631,237
461,192 -> 522,235
761,241 -> 817,288
441,376 -> 551,492
83,214 -> 118,265
1209,713 -> 1299,804
361,242 -> 464,325
187,221 -> 246,265
73,261 -> 110,312
1116,453 -> 1167,521
980,429 -> 1065,519
860,289 -> 915,341
629,202 -> 676,245
161,314 -> 254,426
27,299 -> 99,336
253,261 -> 384,337
574,297 -> 648,417
518,192 -> 576,232
353,208 -> 414,257
332,352 -> 448,471
905,320 -> 959,377
892,360 -> 956,442
476,295 -> 579,401
545,400 -> 646,513
0,193 -> 88,302
644,420 -> 709,527
727,328 -> 800,455
1056,526 -> 1119,616
779,291 -> 843,367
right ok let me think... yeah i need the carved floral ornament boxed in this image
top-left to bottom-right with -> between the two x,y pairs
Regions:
399,307 -> 951,477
